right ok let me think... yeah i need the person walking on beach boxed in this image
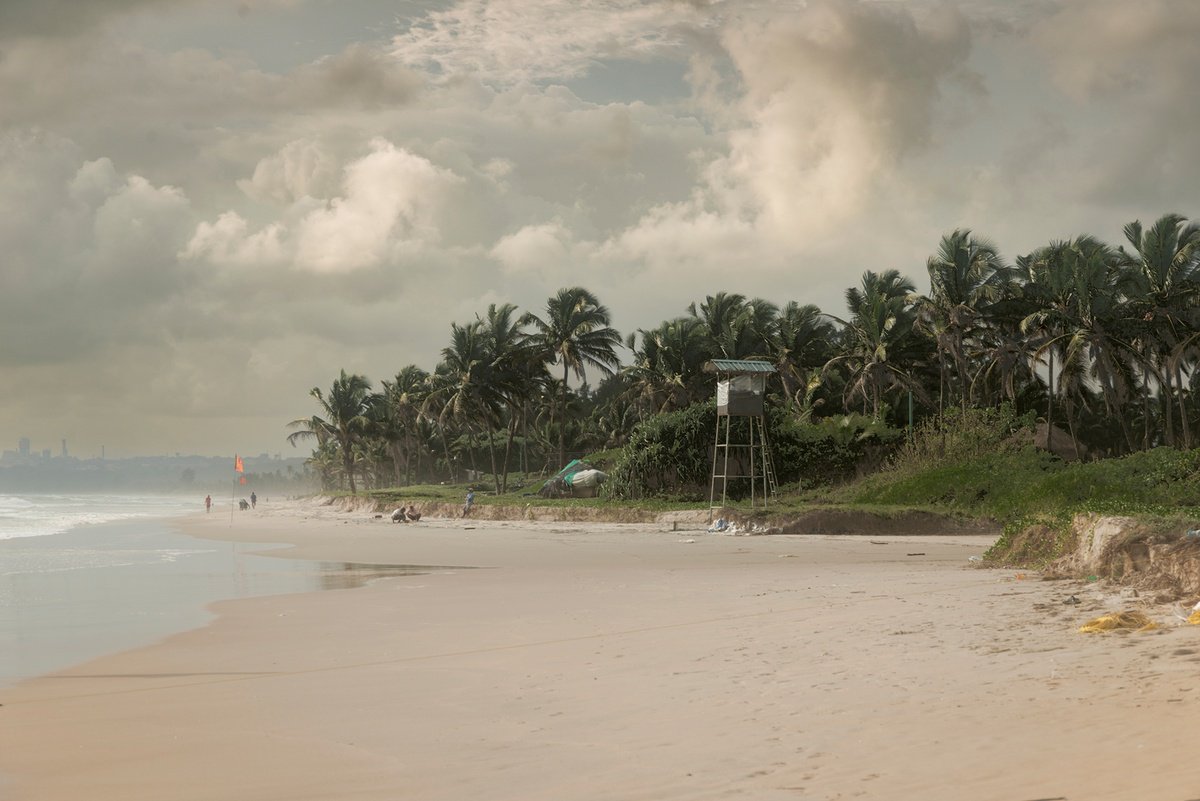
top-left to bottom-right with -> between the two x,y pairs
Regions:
463,489 -> 474,518
205,494 -> 212,513
250,492 -> 257,509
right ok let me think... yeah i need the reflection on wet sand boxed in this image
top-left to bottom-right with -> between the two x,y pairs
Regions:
310,562 -> 479,591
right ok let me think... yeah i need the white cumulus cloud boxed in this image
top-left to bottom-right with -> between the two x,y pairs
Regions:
392,0 -> 709,84
189,138 -> 464,274
294,138 -> 462,272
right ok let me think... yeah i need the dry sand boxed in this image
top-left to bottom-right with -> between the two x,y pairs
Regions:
3,501 -> 1200,800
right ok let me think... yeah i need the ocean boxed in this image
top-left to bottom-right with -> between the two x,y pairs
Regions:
0,493 -> 403,688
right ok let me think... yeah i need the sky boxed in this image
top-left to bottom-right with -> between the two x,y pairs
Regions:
2,0 -> 1198,458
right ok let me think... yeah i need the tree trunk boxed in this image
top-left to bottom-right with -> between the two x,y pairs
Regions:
521,402 -> 529,475
439,423 -> 454,482
467,427 -> 480,476
938,343 -> 946,417
558,362 -> 569,470
953,331 -> 968,410
486,417 -> 501,495
1157,354 -> 1176,447
391,442 -> 403,488
1103,374 -> 1135,456
1065,392 -> 1081,461
1046,349 -> 1055,457
343,443 -> 356,494
1175,362 -> 1191,449
1143,365 -> 1153,450
502,411 -> 518,494
1139,346 -> 1154,450
413,435 -> 421,484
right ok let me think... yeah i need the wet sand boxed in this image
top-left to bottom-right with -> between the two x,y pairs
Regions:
3,501 -> 1200,800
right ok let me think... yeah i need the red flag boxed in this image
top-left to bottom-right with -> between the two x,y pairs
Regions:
234,455 -> 244,473
239,475 -> 248,485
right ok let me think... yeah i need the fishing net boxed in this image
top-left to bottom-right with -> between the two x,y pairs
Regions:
1078,611 -> 1157,633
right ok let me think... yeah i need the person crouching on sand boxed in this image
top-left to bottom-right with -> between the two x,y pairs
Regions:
405,504 -> 421,522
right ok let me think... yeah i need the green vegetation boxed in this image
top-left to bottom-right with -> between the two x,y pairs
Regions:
604,402 -> 905,501
816,408 -> 1200,564
288,211 -> 1200,575
316,400 -> 1200,571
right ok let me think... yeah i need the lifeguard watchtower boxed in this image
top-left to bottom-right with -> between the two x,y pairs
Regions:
705,359 -> 779,516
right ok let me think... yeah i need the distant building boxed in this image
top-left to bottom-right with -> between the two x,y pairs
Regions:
62,439 -> 68,458
18,437 -> 30,457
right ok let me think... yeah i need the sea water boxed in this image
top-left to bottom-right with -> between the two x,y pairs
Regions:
0,493 -> 415,687
0,493 -> 199,541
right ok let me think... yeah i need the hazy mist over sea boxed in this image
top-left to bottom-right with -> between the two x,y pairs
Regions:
0,452 -> 314,495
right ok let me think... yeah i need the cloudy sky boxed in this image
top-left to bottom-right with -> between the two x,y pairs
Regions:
2,0 -> 1197,458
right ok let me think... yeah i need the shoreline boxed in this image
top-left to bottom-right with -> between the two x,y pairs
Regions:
0,502 -> 416,691
3,502 -> 1200,799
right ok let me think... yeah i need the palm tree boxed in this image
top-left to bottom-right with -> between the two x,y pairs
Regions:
914,229 -> 1005,411
287,370 -> 373,493
522,287 -> 622,468
480,302 -> 538,492
824,271 -> 927,419
688,292 -> 746,358
623,316 -> 710,414
685,292 -> 779,360
1119,213 -> 1200,447
381,365 -> 430,485
1021,236 -> 1133,456
771,301 -> 837,407
1017,241 -> 1079,454
426,320 -> 505,492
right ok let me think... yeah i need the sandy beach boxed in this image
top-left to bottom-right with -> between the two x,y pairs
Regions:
3,502 -> 1200,800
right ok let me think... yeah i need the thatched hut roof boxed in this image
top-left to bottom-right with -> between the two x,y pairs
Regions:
1033,422 -> 1086,461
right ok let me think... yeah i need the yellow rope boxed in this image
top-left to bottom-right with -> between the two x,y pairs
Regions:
1078,611 -> 1156,633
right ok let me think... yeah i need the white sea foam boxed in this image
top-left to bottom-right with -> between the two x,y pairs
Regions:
0,493 -> 197,541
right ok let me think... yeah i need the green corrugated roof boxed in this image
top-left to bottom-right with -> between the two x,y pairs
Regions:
704,359 -> 777,374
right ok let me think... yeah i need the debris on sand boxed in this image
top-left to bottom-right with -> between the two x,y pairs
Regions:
1078,610 -> 1157,633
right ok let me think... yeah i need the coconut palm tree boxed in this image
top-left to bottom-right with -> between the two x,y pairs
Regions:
688,292 -> 746,358
426,319 -> 506,493
771,301 -> 837,408
479,302 -> 539,492
623,316 -> 710,414
1119,213 -> 1200,447
914,229 -> 1005,411
1021,236 -> 1134,455
824,271 -> 928,420
1017,241 -> 1080,454
286,370 -> 373,493
381,365 -> 430,485
522,287 -> 622,468
686,293 -> 778,360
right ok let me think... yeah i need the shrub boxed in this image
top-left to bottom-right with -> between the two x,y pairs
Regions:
604,403 -> 716,500
772,412 -> 905,487
884,404 -> 1037,478
604,403 -> 906,500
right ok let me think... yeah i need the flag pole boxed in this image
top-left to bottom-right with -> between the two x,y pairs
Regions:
231,453 -> 245,525
230,453 -> 237,526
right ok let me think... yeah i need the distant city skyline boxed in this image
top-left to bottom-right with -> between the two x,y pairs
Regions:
2,436 -> 283,462
3,0 -> 1198,456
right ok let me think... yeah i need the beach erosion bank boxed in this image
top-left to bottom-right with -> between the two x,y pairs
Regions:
3,502 -> 1200,799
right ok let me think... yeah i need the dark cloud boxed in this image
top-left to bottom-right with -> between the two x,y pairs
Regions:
0,0 -> 168,39
2,0 -> 1198,456
286,43 -> 423,108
